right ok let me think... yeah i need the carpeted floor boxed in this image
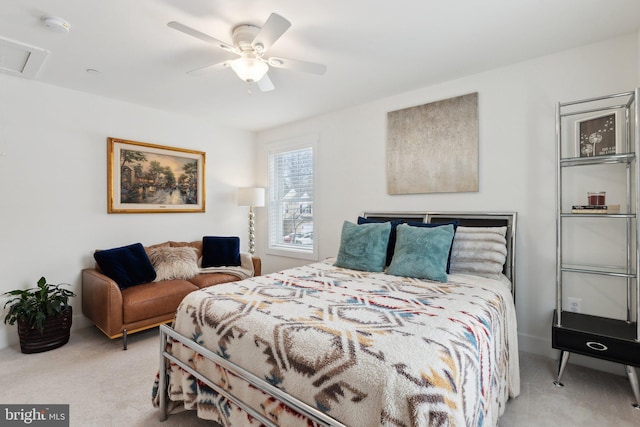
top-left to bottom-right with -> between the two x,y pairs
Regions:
500,350 -> 640,426
0,326 -> 638,426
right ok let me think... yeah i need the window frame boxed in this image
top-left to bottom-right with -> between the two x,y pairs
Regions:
265,135 -> 318,261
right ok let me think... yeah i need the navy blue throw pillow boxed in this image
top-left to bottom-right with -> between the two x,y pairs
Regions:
93,243 -> 156,290
202,236 -> 241,268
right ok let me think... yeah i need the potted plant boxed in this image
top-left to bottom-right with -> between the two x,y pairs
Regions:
2,277 -> 75,354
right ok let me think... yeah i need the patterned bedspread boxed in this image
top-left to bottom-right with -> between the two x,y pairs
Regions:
154,260 -> 520,427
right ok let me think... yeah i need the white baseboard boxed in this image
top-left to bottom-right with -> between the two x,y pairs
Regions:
71,314 -> 92,330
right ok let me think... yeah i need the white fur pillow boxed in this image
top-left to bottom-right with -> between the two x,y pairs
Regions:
147,246 -> 199,281
449,226 -> 508,279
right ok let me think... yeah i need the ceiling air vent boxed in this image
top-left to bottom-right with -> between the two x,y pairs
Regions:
0,36 -> 48,79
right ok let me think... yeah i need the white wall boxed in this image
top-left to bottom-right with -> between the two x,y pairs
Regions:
255,33 -> 640,374
0,77 -> 256,348
1,32 -> 638,374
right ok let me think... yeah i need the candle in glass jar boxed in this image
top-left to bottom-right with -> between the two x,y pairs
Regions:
587,192 -> 606,205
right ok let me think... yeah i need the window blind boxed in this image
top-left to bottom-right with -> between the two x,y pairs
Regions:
268,145 -> 314,252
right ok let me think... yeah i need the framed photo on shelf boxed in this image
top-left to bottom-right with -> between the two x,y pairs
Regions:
107,137 -> 206,213
575,111 -> 622,157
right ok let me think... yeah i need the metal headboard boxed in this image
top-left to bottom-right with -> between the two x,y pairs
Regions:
361,211 -> 517,300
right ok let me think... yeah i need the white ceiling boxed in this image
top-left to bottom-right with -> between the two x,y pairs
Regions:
2,0 -> 639,132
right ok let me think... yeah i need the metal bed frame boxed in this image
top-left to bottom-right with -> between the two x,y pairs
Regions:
157,211 -> 517,425
158,323 -> 348,427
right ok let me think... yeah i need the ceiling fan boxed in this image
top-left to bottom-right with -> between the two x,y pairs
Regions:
168,13 -> 327,92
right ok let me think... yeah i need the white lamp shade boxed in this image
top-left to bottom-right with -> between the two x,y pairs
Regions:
237,187 -> 265,207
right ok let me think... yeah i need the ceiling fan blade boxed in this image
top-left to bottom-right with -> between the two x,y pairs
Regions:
252,13 -> 291,53
186,60 -> 232,76
257,73 -> 275,92
168,21 -> 239,54
268,57 -> 327,75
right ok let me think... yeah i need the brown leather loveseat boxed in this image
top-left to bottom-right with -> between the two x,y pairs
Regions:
82,239 -> 261,349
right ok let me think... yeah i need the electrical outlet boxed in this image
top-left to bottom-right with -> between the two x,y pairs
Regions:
568,297 -> 582,313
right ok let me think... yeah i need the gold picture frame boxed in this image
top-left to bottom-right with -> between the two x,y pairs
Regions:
107,137 -> 205,213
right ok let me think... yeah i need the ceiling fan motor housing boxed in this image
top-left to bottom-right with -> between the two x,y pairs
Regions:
232,24 -> 262,52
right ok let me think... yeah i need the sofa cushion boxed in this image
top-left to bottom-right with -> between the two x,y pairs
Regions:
93,243 -> 156,290
201,236 -> 241,268
147,246 -> 200,281
121,279 -> 197,324
189,273 -> 243,289
169,240 -> 203,258
144,241 -> 170,256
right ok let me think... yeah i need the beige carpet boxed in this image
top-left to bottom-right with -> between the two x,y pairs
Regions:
500,353 -> 639,426
0,325 -> 638,426
0,326 -> 211,426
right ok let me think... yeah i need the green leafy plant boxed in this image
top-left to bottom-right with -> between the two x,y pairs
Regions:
3,277 -> 75,333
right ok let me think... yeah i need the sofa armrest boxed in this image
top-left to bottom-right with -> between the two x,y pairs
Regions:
251,256 -> 262,276
82,268 -> 124,337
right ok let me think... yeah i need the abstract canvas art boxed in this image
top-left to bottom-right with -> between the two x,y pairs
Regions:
386,92 -> 478,194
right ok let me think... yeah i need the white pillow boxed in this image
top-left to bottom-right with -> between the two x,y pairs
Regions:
147,246 -> 200,281
449,226 -> 507,279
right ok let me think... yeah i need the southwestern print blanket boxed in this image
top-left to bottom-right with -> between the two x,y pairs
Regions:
154,260 -> 520,427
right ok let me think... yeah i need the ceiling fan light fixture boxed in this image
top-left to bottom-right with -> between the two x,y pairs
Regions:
230,55 -> 268,83
168,13 -> 326,91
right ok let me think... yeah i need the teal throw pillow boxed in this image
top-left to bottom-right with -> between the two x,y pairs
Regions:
357,216 -> 404,266
407,220 -> 459,273
335,221 -> 391,272
387,223 -> 455,282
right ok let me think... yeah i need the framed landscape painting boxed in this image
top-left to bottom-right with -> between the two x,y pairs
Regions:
107,137 -> 205,213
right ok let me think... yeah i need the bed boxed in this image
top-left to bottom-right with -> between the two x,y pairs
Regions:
153,212 -> 520,427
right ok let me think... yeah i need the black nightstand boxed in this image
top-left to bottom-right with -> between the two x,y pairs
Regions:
552,310 -> 640,409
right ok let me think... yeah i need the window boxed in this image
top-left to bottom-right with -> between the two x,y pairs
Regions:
267,137 -> 316,260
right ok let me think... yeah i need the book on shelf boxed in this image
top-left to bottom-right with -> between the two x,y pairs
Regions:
571,204 -> 621,214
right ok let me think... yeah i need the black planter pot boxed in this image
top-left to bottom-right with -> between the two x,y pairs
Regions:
17,306 -> 73,354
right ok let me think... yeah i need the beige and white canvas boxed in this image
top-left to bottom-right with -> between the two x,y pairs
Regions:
387,92 -> 478,194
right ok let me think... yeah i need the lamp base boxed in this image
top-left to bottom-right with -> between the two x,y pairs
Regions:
248,208 -> 256,255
